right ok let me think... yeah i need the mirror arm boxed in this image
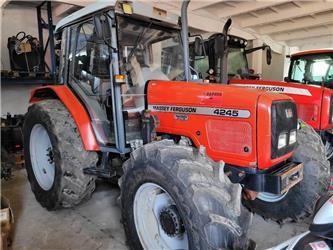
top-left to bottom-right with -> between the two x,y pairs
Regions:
245,44 -> 270,54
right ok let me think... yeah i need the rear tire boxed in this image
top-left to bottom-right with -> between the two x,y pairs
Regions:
23,100 -> 98,210
244,122 -> 330,222
120,140 -> 252,250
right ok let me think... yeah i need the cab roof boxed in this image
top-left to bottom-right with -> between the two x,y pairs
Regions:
292,49 -> 333,57
55,2 -> 113,32
55,1 -> 180,32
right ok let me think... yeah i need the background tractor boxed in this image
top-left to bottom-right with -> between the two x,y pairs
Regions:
284,49 -> 333,160
23,1 -> 328,249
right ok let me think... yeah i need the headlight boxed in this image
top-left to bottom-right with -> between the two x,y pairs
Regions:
289,130 -> 297,144
278,133 -> 287,149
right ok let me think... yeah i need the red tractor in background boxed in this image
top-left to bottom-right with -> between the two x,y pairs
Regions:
23,2 -> 329,249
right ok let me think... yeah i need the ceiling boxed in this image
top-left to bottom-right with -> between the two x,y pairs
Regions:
5,0 -> 332,50
186,0 -> 333,50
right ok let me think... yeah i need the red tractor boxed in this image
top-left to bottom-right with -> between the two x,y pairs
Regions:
23,1 -> 329,249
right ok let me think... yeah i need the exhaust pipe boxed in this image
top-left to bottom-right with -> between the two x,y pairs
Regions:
221,18 -> 232,84
181,0 -> 190,82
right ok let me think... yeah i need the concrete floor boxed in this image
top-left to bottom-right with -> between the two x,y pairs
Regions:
2,169 -> 311,250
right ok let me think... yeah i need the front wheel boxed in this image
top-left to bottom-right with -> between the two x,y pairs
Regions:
244,122 -> 330,222
120,140 -> 252,250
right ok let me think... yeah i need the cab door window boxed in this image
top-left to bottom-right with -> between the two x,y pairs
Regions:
68,16 -> 115,146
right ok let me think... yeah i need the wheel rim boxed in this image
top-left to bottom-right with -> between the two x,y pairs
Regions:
29,124 -> 55,191
133,182 -> 188,249
325,141 -> 333,160
257,191 -> 288,203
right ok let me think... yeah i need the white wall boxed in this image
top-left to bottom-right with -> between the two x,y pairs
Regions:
262,51 -> 285,82
1,84 -> 38,115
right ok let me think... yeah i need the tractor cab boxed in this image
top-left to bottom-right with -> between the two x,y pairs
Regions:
286,50 -> 333,89
55,1 -> 187,154
189,32 -> 271,82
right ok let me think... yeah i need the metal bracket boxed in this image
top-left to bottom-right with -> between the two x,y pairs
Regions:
83,166 -> 117,179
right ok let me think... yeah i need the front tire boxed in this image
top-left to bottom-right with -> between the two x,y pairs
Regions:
244,122 -> 330,222
120,140 -> 252,250
23,100 -> 98,210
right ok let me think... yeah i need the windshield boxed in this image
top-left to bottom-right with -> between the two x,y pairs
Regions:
289,53 -> 333,87
190,44 -> 249,81
116,15 -> 184,109
227,47 -> 248,77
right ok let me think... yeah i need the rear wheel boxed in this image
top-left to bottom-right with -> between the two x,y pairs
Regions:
120,140 -> 252,250
23,100 -> 98,210
244,122 -> 330,222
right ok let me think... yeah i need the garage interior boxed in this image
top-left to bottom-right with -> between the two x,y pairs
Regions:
1,1 -> 333,250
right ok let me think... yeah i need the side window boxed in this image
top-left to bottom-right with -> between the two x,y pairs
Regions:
67,16 -> 115,146
291,59 -> 305,83
69,19 -> 110,95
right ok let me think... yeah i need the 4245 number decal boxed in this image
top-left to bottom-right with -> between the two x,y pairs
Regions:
213,109 -> 239,117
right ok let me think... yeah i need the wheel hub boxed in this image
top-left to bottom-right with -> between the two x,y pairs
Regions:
46,147 -> 54,164
29,124 -> 55,191
159,205 -> 184,237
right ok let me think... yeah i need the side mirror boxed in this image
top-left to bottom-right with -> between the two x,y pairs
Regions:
93,15 -> 103,40
194,37 -> 203,56
266,47 -> 272,65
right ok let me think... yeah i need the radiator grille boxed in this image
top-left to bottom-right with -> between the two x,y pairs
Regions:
206,120 -> 252,155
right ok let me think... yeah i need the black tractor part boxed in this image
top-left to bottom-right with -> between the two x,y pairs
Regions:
7,31 -> 41,73
1,113 -> 24,153
1,113 -> 25,180
23,99 -> 98,210
120,140 -> 252,250
244,122 -> 330,222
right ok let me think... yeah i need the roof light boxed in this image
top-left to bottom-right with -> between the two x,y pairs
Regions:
122,3 -> 133,15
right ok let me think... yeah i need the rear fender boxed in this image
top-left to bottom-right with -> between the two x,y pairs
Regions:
30,85 -> 100,151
